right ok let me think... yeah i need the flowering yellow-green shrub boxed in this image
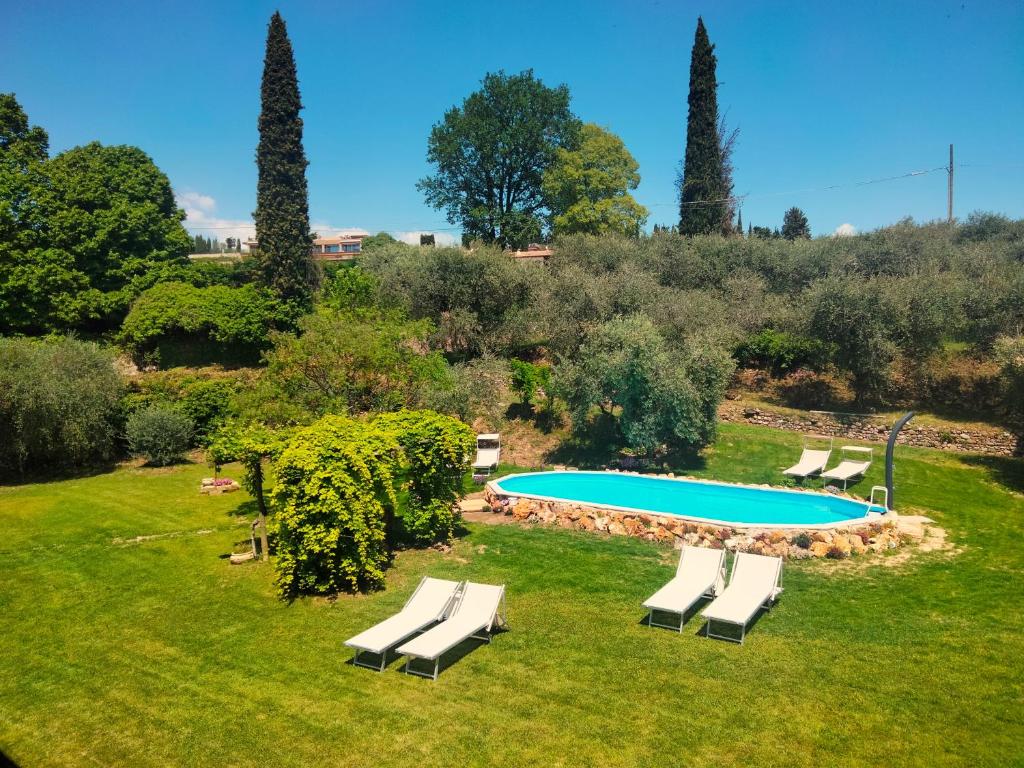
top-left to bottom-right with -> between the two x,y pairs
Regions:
270,415 -> 403,596
374,409 -> 475,544
262,409 -> 473,596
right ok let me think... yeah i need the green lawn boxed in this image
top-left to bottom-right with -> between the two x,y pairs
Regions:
1,423 -> 1022,767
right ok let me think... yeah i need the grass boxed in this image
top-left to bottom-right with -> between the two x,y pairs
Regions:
1,423 -> 1022,767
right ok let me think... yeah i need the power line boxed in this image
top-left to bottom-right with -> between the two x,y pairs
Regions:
656,164 -> 950,208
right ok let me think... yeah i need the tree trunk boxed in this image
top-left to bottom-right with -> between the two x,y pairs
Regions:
252,463 -> 270,561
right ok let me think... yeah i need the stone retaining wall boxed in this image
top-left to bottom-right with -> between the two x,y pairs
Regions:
483,486 -> 916,560
719,402 -> 1017,457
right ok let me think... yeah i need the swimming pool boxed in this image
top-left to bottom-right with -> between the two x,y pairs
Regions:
489,471 -> 883,528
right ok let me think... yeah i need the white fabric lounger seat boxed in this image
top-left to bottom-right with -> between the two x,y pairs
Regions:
473,448 -> 500,470
643,546 -> 726,632
783,448 -> 832,478
701,553 -> 783,644
395,581 -> 507,680
820,446 -> 873,489
344,576 -> 461,671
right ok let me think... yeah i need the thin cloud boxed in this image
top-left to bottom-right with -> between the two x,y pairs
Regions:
176,191 -> 255,242
395,230 -> 458,246
834,223 -> 856,237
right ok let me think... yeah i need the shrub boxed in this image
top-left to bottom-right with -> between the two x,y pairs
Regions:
509,359 -> 551,405
375,410 -> 476,544
249,307 -> 449,423
994,335 -> 1024,452
0,337 -> 124,475
734,329 -> 828,375
825,544 -> 849,560
178,380 -> 236,440
423,353 -> 511,429
792,533 -> 812,549
319,265 -> 378,311
118,282 -> 287,366
271,416 -> 403,596
126,404 -> 194,466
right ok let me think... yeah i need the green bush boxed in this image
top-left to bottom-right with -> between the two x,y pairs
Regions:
271,416 -> 403,596
126,404 -> 194,466
375,410 -> 476,544
319,265 -> 378,311
246,307 -> 448,424
0,337 -> 125,475
120,369 -> 241,442
734,329 -> 828,375
118,282 -> 287,366
178,380 -> 236,440
422,354 -> 511,427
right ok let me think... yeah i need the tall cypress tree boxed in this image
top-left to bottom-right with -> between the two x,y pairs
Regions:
679,17 -> 726,236
254,11 -> 314,306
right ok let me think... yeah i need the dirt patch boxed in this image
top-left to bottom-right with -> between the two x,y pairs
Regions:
112,528 -> 215,546
498,419 -> 564,467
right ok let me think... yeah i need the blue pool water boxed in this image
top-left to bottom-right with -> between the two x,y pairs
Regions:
492,472 -> 879,527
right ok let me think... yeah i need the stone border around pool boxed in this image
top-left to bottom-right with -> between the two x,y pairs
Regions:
483,471 -> 911,560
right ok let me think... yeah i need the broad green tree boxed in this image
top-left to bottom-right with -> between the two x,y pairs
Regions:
1,99 -> 191,334
556,315 -> 733,456
418,70 -> 581,249
359,231 -> 400,251
782,207 -> 811,240
543,123 -> 648,237
679,18 -> 727,236
254,11 -> 314,307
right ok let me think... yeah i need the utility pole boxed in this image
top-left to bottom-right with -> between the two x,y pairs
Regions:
947,144 -> 954,224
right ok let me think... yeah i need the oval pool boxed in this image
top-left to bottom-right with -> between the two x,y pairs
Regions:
490,471 -> 882,528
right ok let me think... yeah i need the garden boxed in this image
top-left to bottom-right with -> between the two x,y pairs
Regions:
3,13 -> 1024,765
1,424 -> 1022,766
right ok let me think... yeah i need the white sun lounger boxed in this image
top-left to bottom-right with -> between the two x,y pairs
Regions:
643,546 -> 726,632
395,581 -> 507,680
702,553 -> 783,644
344,576 -> 461,671
783,437 -> 833,479
821,445 -> 873,490
472,433 -> 501,474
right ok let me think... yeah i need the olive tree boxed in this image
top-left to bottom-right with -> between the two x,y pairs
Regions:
556,315 -> 733,456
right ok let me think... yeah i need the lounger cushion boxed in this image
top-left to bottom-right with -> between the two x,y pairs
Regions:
702,554 -> 782,626
345,577 -> 460,655
396,582 -> 504,661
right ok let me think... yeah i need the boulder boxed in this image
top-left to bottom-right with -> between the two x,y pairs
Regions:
809,541 -> 831,558
608,521 -> 628,536
577,516 -> 596,532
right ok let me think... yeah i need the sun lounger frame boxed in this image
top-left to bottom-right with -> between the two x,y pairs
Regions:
347,576 -> 461,672
703,554 -> 783,645
644,546 -> 726,632
401,584 -> 507,681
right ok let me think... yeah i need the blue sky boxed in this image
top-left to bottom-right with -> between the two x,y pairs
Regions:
4,0 -> 1022,243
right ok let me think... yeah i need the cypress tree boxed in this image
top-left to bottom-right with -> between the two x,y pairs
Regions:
736,208 -> 743,236
679,17 -> 726,236
254,11 -> 314,306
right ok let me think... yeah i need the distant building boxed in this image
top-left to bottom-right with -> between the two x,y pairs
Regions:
311,233 -> 367,260
509,243 -> 553,263
243,232 -> 369,261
